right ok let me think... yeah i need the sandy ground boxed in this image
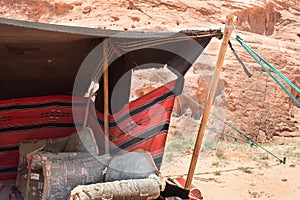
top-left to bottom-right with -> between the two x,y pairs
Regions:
161,135 -> 300,200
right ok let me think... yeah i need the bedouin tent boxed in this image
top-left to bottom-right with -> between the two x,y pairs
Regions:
0,17 -> 222,180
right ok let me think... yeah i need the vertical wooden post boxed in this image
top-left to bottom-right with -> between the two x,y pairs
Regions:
185,15 -> 234,189
103,39 -> 110,154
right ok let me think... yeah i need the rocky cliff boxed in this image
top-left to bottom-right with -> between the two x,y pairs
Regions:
1,0 -> 299,142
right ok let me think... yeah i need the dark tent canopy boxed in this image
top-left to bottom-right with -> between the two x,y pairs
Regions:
0,18 -> 222,113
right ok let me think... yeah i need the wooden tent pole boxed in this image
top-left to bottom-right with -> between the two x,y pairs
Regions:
185,15 -> 234,190
103,39 -> 110,154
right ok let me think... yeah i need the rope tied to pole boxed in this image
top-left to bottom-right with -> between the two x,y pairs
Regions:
148,69 -> 286,164
235,35 -> 300,107
228,40 -> 252,77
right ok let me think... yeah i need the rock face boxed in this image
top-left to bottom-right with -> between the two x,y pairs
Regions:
234,2 -> 281,36
0,0 -> 299,142
0,0 -> 74,22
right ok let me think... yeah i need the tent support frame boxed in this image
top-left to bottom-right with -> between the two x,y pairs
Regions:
103,39 -> 110,154
185,15 -> 234,190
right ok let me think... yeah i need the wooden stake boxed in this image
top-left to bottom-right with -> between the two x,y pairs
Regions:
185,15 -> 234,189
103,39 -> 110,154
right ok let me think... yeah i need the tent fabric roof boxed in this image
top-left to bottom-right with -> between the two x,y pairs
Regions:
0,17 -> 222,113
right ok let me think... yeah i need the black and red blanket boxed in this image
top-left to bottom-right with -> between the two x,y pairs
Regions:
0,79 -> 182,180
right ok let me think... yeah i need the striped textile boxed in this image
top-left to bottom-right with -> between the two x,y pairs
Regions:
0,95 -> 92,180
0,79 -> 182,180
104,79 -> 182,167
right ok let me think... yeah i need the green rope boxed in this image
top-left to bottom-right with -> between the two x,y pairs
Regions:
148,70 -> 254,142
171,112 -> 251,144
172,113 -> 285,164
237,37 -> 299,94
148,69 -> 286,164
236,36 -> 300,107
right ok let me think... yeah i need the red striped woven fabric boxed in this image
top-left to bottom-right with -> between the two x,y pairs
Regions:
104,80 -> 180,167
0,95 -> 92,180
0,79 -> 181,180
